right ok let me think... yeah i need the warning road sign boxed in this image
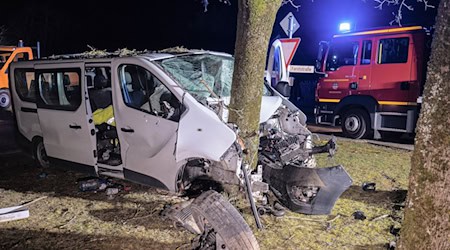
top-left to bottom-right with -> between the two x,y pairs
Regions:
279,38 -> 301,68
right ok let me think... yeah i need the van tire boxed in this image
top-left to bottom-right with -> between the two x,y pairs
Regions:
190,190 -> 260,250
32,138 -> 50,168
341,109 -> 371,139
0,89 -> 11,109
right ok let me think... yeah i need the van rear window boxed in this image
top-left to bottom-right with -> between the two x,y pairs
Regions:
378,37 -> 409,64
37,70 -> 81,111
14,68 -> 36,102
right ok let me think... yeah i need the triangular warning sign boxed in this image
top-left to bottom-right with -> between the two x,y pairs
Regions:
279,38 -> 301,68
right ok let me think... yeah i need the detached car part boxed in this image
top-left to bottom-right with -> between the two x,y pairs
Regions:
263,164 -> 352,215
162,190 -> 259,250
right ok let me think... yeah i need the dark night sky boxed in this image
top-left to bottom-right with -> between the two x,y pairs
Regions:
0,0 -> 438,65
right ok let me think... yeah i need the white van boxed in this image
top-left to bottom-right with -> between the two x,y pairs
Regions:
10,50 -> 351,248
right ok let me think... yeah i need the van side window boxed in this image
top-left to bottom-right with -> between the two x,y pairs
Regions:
361,40 -> 372,65
118,64 -> 183,122
14,68 -> 36,102
378,37 -> 409,64
37,70 -> 81,111
326,42 -> 359,71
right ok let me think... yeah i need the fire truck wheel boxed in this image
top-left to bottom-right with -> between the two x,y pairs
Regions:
341,109 -> 370,139
0,89 -> 11,109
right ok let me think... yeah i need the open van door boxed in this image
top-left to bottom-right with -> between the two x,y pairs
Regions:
35,62 -> 97,174
10,61 -> 41,141
111,58 -> 180,191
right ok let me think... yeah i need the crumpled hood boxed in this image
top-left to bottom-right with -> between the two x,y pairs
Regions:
214,96 -> 283,124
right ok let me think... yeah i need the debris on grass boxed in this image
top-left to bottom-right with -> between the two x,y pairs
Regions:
0,139 -> 412,249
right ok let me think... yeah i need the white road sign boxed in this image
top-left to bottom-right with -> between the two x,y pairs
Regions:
289,65 -> 315,74
280,12 -> 300,37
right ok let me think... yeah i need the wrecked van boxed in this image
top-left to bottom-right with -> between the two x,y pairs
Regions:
10,50 -> 351,249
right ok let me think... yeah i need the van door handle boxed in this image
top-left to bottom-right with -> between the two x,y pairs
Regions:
69,124 -> 82,129
121,127 -> 135,133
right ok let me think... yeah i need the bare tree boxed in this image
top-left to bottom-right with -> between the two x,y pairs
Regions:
398,0 -> 450,248
227,0 -> 281,168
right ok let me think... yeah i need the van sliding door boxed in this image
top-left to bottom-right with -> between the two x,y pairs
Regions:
35,62 -> 97,174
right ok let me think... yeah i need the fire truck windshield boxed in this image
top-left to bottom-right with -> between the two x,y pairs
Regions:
325,42 -> 359,71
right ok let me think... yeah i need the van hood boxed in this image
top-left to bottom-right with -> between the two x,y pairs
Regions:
208,96 -> 283,124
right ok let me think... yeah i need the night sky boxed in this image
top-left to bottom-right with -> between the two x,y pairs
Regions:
0,0 -> 438,65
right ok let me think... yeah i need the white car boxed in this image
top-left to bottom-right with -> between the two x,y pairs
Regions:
10,50 -> 351,249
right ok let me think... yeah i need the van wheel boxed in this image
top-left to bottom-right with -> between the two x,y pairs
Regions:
0,89 -> 11,109
190,190 -> 259,250
33,138 -> 50,168
341,109 -> 371,139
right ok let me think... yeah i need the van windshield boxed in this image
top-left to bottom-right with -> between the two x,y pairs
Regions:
155,53 -> 271,102
0,50 -> 13,70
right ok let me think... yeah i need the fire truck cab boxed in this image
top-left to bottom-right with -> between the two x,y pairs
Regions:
315,26 -> 429,139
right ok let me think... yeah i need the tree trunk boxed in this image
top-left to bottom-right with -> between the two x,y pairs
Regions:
398,1 -> 450,249
229,0 -> 281,168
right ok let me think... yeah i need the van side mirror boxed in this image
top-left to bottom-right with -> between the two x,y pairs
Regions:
275,81 -> 291,97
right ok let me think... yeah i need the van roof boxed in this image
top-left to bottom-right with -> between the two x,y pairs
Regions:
333,26 -> 423,38
24,49 -> 232,64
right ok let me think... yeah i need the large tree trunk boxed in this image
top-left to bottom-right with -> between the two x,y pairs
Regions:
229,0 -> 280,168
398,0 -> 450,249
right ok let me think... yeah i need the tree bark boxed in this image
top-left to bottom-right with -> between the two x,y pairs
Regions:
229,0 -> 281,168
398,1 -> 450,249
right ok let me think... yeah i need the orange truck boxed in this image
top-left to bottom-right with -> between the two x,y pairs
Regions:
0,40 -> 39,109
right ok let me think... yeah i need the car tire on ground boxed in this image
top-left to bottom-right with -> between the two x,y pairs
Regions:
0,89 -> 11,110
341,108 -> 371,139
190,190 -> 260,250
32,138 -> 50,168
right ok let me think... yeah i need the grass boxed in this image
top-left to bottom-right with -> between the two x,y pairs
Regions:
0,139 -> 411,250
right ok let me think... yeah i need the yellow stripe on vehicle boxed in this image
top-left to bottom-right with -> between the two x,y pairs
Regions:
378,101 -> 418,106
319,99 -> 340,103
333,26 -> 423,38
323,79 -> 350,82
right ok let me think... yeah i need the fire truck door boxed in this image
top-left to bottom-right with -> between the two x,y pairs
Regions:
355,40 -> 373,96
322,40 -> 360,100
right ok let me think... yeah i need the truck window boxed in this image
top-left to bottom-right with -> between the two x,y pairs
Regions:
14,52 -> 30,62
378,37 -> 409,64
0,51 -> 12,70
14,68 -> 36,102
326,42 -> 359,71
38,70 -> 81,111
361,40 -> 372,65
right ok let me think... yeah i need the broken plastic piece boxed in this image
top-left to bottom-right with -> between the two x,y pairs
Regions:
362,182 -> 376,191
352,210 -> 366,220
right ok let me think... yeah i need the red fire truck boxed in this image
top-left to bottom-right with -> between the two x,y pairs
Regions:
314,26 -> 430,139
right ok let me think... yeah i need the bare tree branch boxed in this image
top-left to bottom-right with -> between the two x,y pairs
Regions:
281,0 -> 302,10
374,0 -> 435,26
201,0 -> 231,12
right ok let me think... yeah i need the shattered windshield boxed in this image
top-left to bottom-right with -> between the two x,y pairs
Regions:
155,53 -> 270,102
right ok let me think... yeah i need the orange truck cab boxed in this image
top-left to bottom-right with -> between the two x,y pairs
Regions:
0,41 -> 37,109
315,26 -> 430,139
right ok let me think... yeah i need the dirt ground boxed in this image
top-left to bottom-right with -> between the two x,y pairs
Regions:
0,139 -> 411,250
